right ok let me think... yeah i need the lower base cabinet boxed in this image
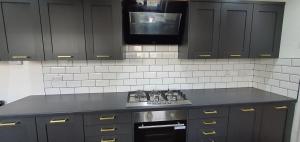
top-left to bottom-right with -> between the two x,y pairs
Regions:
0,117 -> 38,142
36,114 -> 84,142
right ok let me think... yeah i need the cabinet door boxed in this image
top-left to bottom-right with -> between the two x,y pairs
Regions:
0,0 -> 44,60
189,2 -> 221,59
219,3 -> 253,58
36,114 -> 84,142
0,117 -> 38,142
227,105 -> 261,142
40,0 -> 86,60
250,4 -> 284,58
84,0 -> 123,60
259,103 -> 289,142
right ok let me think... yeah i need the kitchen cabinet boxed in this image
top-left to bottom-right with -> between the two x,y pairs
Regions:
219,3 -> 253,58
227,105 -> 261,142
0,117 -> 38,142
40,0 -> 86,60
0,0 -> 44,60
84,0 -> 123,60
250,4 -> 284,58
259,103 -> 289,142
187,2 -> 221,59
36,114 -> 84,142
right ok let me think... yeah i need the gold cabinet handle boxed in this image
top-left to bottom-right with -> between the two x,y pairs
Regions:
96,55 -> 111,58
57,56 -> 73,59
199,54 -> 211,57
240,108 -> 255,112
274,106 -> 288,110
203,110 -> 218,115
202,130 -> 216,136
230,54 -> 241,57
11,56 -> 29,59
99,115 -> 116,121
100,128 -> 116,132
0,121 -> 19,127
260,54 -> 271,57
202,120 -> 217,125
101,138 -> 116,142
49,118 -> 68,124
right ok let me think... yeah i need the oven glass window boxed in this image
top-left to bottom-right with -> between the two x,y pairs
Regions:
129,12 -> 182,35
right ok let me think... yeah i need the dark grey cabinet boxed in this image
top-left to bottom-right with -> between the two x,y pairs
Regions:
0,117 -> 38,142
219,3 -> 253,58
36,114 -> 84,142
187,2 -> 221,59
0,0 -> 44,60
40,0 -> 86,60
250,4 -> 284,58
84,0 -> 123,60
227,105 -> 261,142
259,103 -> 289,142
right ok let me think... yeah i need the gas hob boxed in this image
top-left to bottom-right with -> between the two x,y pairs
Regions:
126,90 -> 192,107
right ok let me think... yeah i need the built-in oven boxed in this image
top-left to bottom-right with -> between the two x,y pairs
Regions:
123,0 -> 188,44
134,110 -> 187,142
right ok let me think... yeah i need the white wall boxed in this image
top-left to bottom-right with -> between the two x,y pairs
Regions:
0,61 -> 44,103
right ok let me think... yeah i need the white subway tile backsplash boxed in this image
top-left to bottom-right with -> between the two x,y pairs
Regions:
42,45 -> 299,97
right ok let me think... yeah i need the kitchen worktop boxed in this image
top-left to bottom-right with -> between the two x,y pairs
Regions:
0,87 -> 296,117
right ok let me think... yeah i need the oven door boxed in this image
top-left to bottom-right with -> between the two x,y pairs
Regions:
134,120 -> 186,142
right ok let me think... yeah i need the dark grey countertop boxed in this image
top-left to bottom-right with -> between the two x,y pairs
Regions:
0,87 -> 296,117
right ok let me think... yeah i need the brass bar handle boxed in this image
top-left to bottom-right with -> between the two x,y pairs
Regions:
203,110 -> 218,115
202,121 -> 217,125
96,55 -> 111,58
0,121 -> 19,127
49,118 -> 69,124
199,54 -> 211,57
230,54 -> 241,57
11,56 -> 29,59
101,138 -> 116,142
99,115 -> 116,121
240,108 -> 255,112
274,106 -> 288,110
260,54 -> 272,57
57,56 -> 73,59
202,130 -> 216,136
100,128 -> 116,132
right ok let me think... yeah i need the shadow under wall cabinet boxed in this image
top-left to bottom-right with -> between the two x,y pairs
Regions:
40,0 -> 87,60
84,0 -> 123,60
0,0 -> 44,61
179,1 -> 285,59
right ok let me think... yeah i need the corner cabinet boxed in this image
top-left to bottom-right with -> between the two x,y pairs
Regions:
36,114 -> 84,142
250,4 -> 284,58
0,0 -> 44,60
0,116 -> 38,142
40,0 -> 87,60
179,1 -> 285,59
84,0 -> 123,60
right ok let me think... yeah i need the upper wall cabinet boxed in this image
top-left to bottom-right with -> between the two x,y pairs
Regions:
40,0 -> 87,60
187,2 -> 221,59
84,0 -> 123,60
179,1 -> 285,59
0,0 -> 44,60
250,4 -> 284,58
219,3 -> 253,58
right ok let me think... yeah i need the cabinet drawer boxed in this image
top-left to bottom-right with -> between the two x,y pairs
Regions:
199,137 -> 226,142
189,107 -> 228,119
86,134 -> 132,142
84,112 -> 131,125
189,126 -> 226,138
189,118 -> 227,130
85,124 -> 132,137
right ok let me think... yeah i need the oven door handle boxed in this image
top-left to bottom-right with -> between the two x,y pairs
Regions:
138,123 -> 185,129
